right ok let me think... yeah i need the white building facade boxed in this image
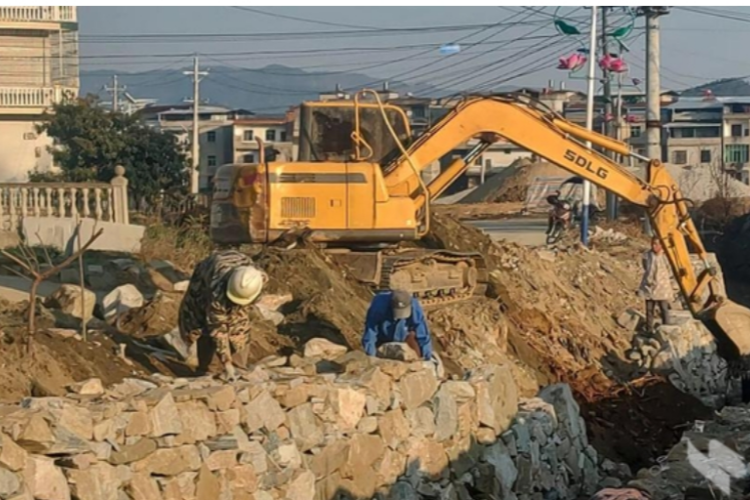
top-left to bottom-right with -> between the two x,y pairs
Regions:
0,6 -> 79,181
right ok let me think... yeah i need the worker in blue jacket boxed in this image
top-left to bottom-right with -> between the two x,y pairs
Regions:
361,289 -> 433,361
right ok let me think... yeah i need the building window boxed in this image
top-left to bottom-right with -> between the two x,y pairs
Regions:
700,150 -> 712,164
672,150 -> 687,165
732,124 -> 743,137
280,131 -> 287,142
207,155 -> 217,167
243,130 -> 254,141
725,144 -> 750,163
474,156 -> 482,166
504,149 -> 512,154
266,129 -> 276,142
244,153 -> 255,163
207,131 -> 216,143
631,126 -> 642,138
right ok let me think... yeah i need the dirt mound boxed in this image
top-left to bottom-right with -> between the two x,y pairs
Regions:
433,201 -> 523,220
254,245 -> 373,350
117,292 -> 183,338
0,299 -> 152,403
425,213 -> 710,466
460,160 -> 569,204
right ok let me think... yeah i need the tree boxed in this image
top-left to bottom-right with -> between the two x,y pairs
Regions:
35,95 -> 188,205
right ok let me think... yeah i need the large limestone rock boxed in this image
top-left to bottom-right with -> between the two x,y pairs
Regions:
469,364 -> 519,434
23,456 -> 71,500
303,338 -> 348,359
101,284 -> 144,321
45,284 -> 96,323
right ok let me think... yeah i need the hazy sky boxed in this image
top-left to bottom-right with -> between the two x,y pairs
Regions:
78,7 -> 750,92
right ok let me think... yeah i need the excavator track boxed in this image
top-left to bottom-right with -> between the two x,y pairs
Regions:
374,249 -> 489,307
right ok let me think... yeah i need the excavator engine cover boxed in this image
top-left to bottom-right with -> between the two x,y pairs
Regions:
329,249 -> 488,306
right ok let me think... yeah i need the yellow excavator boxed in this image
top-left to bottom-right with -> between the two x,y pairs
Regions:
210,91 -> 750,356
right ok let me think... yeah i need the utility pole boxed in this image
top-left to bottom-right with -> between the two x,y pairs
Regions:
104,75 -> 125,113
184,55 -> 209,195
581,6 -> 598,247
642,7 -> 669,235
601,7 -> 618,221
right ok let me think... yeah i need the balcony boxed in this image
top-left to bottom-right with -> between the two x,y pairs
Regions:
0,6 -> 76,24
0,86 -> 77,113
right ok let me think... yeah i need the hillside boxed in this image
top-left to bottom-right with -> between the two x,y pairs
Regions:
681,76 -> 750,97
80,64 -> 443,112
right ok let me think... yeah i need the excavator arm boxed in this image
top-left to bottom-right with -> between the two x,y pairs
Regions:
379,95 -> 750,355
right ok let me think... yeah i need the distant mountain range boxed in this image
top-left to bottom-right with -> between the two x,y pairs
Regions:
80,64 -> 444,113
680,77 -> 750,97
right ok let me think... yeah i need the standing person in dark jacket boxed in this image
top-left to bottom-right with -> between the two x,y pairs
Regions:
361,289 -> 433,361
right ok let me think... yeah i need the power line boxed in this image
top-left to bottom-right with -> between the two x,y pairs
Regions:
229,6 -> 381,30
343,8 -> 548,91
433,34 -> 574,94
75,20 -> 559,44
452,39 -> 581,96
675,6 -> 750,24
2,36 -> 560,61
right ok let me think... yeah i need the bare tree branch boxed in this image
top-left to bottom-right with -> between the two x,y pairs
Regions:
0,226 -> 104,351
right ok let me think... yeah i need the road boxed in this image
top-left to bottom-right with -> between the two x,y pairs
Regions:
466,217 -> 548,246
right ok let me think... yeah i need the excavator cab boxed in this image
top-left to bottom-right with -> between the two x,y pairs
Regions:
297,100 -> 411,165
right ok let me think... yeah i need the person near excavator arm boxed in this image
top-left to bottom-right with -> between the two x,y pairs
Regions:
638,236 -> 673,334
545,189 -> 570,234
362,289 -> 433,361
177,249 -> 268,380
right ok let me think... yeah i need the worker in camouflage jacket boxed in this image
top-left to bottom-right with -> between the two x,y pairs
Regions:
177,249 -> 267,380
638,236 -> 673,334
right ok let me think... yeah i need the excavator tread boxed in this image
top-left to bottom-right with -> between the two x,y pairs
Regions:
377,249 -> 489,307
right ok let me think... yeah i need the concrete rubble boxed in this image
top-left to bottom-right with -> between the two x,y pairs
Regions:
0,339 -> 631,500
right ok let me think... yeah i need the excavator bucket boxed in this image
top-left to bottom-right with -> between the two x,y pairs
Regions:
711,300 -> 750,358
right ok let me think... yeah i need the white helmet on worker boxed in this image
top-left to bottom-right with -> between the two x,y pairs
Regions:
226,266 -> 267,305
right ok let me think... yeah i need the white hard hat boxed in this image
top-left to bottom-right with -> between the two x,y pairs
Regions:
226,266 -> 267,306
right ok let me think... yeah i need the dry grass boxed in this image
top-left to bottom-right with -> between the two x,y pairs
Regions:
139,214 -> 213,271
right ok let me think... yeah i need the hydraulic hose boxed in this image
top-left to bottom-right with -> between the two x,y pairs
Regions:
356,88 -> 430,238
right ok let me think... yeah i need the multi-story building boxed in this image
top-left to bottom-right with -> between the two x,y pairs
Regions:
0,6 -> 79,181
232,114 -> 293,166
660,97 -> 750,184
139,104 -> 252,191
139,104 -> 295,191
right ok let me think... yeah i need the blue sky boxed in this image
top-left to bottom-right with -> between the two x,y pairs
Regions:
78,7 -> 750,92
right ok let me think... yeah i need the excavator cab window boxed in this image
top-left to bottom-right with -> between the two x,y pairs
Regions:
298,102 -> 410,165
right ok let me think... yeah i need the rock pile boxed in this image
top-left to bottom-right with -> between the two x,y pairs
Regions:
622,312 -> 729,408
0,339 -> 629,500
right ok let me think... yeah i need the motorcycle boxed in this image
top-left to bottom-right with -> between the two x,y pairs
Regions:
546,200 -> 574,245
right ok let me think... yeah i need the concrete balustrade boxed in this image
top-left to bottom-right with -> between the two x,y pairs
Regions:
0,166 -> 129,232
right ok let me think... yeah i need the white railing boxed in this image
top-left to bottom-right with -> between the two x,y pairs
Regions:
0,6 -> 76,23
0,166 -> 129,233
0,87 -> 77,109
